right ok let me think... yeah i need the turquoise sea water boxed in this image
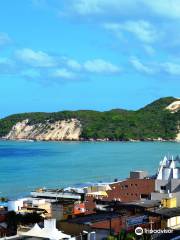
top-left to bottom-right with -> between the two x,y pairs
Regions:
0,140 -> 180,198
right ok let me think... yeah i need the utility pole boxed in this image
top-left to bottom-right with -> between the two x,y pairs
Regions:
149,220 -> 154,240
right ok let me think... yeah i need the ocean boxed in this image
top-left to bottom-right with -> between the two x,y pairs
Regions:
0,140 -> 179,198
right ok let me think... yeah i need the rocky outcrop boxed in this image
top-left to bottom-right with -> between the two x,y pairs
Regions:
5,119 -> 82,141
166,100 -> 180,113
166,100 -> 180,141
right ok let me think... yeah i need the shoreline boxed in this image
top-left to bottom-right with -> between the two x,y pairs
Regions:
0,137 -> 179,143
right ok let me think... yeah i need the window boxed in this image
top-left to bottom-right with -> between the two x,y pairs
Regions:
161,186 -> 166,191
141,194 -> 149,199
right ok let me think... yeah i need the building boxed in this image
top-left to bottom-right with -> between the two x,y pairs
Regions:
84,172 -> 155,214
8,194 -> 85,221
61,212 -> 122,239
31,188 -> 83,201
103,199 -> 162,232
151,155 -> 180,206
8,198 -> 28,212
149,207 -> 180,230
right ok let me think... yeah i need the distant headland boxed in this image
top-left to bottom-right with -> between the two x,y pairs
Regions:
0,97 -> 180,142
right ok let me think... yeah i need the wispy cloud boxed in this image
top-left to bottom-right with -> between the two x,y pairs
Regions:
15,48 -> 57,67
63,58 -> 82,71
72,0 -> 105,15
162,62 -> 180,75
68,0 -> 180,20
130,57 -> 155,74
130,56 -> 180,77
84,59 -> 120,74
0,46 -> 122,84
145,0 -> 180,20
51,68 -> 76,80
32,0 -> 180,59
104,20 -> 158,44
68,0 -> 139,17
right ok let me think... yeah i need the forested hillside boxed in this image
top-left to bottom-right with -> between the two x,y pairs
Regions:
0,97 -> 179,141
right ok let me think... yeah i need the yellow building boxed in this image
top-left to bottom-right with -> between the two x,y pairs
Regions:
161,197 -> 177,208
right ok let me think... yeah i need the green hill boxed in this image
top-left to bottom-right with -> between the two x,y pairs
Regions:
0,97 -> 179,141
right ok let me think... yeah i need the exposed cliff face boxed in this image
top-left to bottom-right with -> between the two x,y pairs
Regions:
165,100 -> 180,141
166,100 -> 180,113
5,119 -> 82,141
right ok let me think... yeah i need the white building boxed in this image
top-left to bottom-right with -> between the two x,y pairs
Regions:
8,198 -> 28,212
151,155 -> 180,206
157,155 -> 180,181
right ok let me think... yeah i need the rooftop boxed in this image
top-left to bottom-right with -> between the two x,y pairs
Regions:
31,189 -> 82,200
124,200 -> 161,209
98,199 -> 161,210
152,207 -> 180,218
68,212 -> 120,225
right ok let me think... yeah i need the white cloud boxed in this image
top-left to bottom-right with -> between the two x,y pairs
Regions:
104,20 -> 157,44
130,57 -> 180,76
84,59 -> 120,73
52,68 -> 76,79
130,57 -> 155,74
162,62 -> 180,75
146,0 -> 180,20
15,48 -> 57,67
71,0 -> 140,16
0,32 -> 11,46
72,0 -> 104,15
2,45 -> 122,83
70,0 -> 180,19
65,58 -> 82,70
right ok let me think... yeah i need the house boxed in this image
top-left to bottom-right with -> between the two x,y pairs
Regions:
60,212 -> 122,239
84,171 -> 155,214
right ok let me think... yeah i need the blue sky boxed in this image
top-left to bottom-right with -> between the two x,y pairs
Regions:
1,0 -> 180,117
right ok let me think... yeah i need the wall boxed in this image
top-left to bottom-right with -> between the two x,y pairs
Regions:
161,197 -> 177,208
84,179 -> 155,214
104,179 -> 155,202
155,180 -> 168,192
167,216 -> 180,228
91,217 -> 122,235
151,192 -> 180,207
84,196 -> 96,215
60,222 -> 90,235
51,203 -> 64,221
155,179 -> 180,193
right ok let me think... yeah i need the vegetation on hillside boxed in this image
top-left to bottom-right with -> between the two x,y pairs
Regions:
0,97 -> 179,140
